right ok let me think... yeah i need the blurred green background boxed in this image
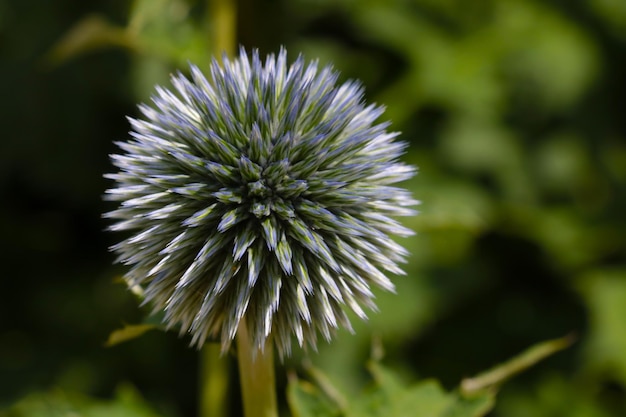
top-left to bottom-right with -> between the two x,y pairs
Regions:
1,0 -> 626,416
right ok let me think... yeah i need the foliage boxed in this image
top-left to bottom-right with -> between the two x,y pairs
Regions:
288,363 -> 495,417
288,336 -> 571,417
1,385 -> 165,417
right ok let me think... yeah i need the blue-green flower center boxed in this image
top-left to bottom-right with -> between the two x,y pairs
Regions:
251,201 -> 271,218
248,179 -> 271,198
247,179 -> 273,218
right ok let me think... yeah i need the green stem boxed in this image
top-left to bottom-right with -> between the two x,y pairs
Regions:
199,344 -> 229,417
237,320 -> 278,417
460,334 -> 576,396
208,0 -> 237,57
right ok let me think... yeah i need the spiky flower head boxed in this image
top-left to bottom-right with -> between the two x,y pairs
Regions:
105,48 -> 417,357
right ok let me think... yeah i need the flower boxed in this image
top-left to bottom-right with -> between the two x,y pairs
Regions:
105,48 -> 417,357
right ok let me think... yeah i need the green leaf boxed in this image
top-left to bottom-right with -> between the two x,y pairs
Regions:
505,205 -> 617,272
288,361 -> 495,417
588,0 -> 626,39
127,0 -> 212,69
3,384 -> 164,417
496,374 -> 616,417
44,15 -> 135,67
443,392 -> 495,417
287,376 -> 341,417
350,379 -> 451,417
105,310 -> 208,347
366,361 -> 406,395
577,268 -> 626,385
289,336 -> 572,417
353,362 -> 492,417
105,323 -> 157,347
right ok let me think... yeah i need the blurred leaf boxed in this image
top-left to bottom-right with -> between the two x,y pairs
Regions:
588,0 -> 626,39
601,139 -> 626,184
129,55 -> 173,102
287,377 -> 341,417
45,15 -> 136,67
497,1 -> 598,111
512,206 -> 617,271
3,384 -> 164,417
47,0 -> 213,71
128,0 -> 172,34
439,119 -> 520,176
105,323 -> 157,347
532,132 -> 604,203
407,177 -> 496,266
438,118 -> 534,202
368,271 -> 437,338
416,179 -> 495,234
578,268 -> 626,386
128,0 -> 211,69
497,374 -> 618,417
443,394 -> 495,417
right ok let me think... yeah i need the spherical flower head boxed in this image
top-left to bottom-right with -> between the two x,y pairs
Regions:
105,48 -> 418,357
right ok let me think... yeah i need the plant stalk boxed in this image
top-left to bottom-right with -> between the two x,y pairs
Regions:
237,320 -> 278,417
208,0 -> 237,57
199,343 -> 229,417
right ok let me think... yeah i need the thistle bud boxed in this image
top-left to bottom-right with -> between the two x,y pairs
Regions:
105,48 -> 417,357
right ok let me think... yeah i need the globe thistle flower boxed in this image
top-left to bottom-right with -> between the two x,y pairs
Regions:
105,48 -> 417,358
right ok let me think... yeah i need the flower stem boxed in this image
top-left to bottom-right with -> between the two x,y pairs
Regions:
237,320 -> 278,417
208,0 -> 237,57
199,343 -> 229,417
